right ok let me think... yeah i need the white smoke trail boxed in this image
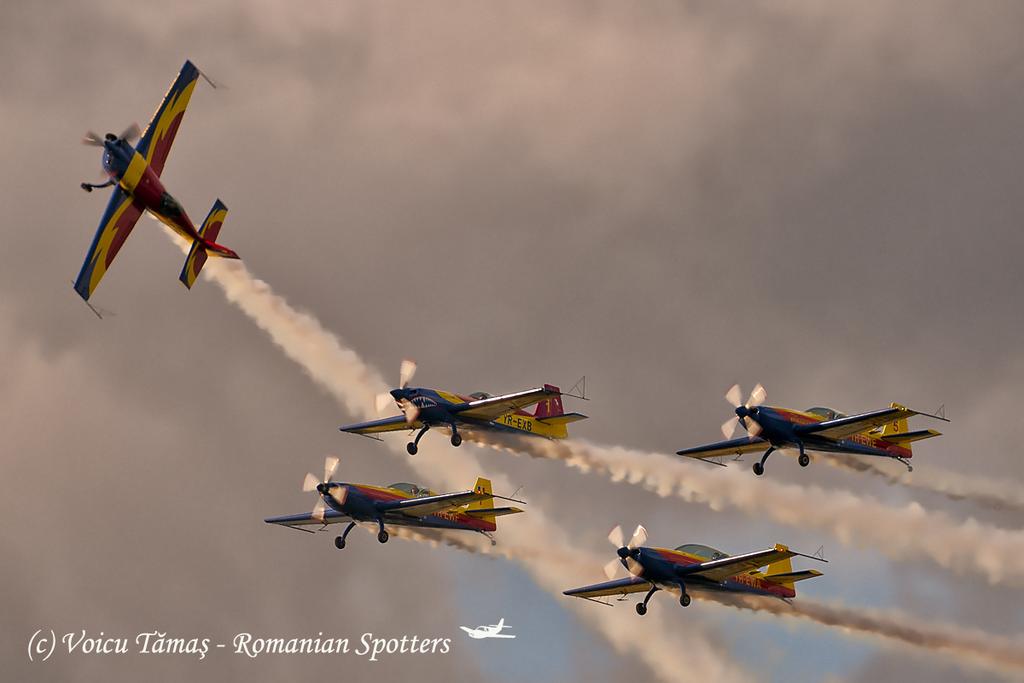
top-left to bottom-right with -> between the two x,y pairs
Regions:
469,433 -> 1024,587
815,453 -> 1024,513
189,250 -> 748,683
703,592 -> 1024,680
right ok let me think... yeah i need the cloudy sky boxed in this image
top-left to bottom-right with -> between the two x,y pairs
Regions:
3,1 -> 1024,681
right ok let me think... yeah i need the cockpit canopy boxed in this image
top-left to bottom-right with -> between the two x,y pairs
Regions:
674,543 -> 729,560
388,482 -> 434,497
804,406 -> 847,421
468,392 -> 492,400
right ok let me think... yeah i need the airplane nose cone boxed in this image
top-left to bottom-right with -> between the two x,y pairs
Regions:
316,483 -> 328,494
617,546 -> 630,559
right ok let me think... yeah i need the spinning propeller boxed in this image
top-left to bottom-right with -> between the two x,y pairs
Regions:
82,123 -> 141,147
720,383 -> 767,439
603,524 -> 648,580
302,455 -> 345,523
375,359 -> 419,423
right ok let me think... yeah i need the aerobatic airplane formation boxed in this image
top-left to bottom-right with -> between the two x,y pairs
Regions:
73,60 -> 951,630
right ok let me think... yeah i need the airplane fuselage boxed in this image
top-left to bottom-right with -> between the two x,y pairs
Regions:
743,406 -> 912,460
321,482 -> 497,533
100,138 -> 202,243
390,387 -> 567,439
627,547 -> 796,600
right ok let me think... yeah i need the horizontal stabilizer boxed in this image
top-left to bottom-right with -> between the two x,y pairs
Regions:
536,412 -> 588,426
763,569 -> 823,584
881,429 -> 941,445
464,506 -> 523,518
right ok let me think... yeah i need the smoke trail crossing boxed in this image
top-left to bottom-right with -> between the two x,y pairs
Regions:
183,247 -> 748,683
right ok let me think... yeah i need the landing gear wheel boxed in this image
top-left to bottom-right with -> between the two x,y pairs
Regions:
635,603 -> 647,616
451,433 -> 462,447
752,462 -> 764,476
334,536 -> 346,550
81,183 -> 92,192
798,453 -> 810,467
377,529 -> 389,544
680,593 -> 691,607
406,442 -> 418,455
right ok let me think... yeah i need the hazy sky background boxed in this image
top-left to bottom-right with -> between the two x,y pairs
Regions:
3,1 -> 1024,681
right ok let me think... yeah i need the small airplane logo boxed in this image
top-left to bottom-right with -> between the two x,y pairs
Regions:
460,618 -> 515,639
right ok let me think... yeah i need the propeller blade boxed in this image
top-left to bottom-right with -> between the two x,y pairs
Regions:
323,455 -> 340,483
82,131 -> 104,147
625,556 -> 644,577
119,122 -> 141,143
745,419 -> 763,438
628,524 -> 647,549
399,359 -> 417,389
748,384 -> 766,408
720,416 -> 739,440
312,498 -> 327,523
607,525 -> 624,549
603,558 -> 622,580
725,384 -> 743,408
400,398 -> 420,424
375,392 -> 395,414
329,485 -> 348,506
302,472 -> 320,492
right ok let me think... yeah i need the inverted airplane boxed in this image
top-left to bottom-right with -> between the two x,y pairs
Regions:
265,456 -> 524,548
339,360 -> 587,454
676,384 -> 948,476
74,59 -> 239,306
460,618 -> 515,639
564,525 -> 825,616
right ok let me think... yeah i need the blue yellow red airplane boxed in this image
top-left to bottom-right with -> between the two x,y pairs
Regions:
265,456 -> 524,548
564,525 -> 825,616
339,360 -> 587,454
74,60 -> 239,306
676,384 -> 949,476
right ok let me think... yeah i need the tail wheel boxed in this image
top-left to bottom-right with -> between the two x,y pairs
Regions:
680,593 -> 691,607
377,529 -> 389,544
451,433 -> 462,447
798,453 -> 810,467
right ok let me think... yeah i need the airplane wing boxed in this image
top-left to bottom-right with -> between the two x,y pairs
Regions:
264,509 -> 350,528
795,406 -> 929,440
73,187 -> 145,301
564,575 -> 650,599
339,415 -> 421,435
681,545 -> 801,583
135,60 -> 204,177
377,489 -> 490,517
453,387 -> 561,422
676,435 -> 767,460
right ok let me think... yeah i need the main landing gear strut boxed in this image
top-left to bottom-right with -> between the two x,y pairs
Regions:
376,518 -> 389,544
80,179 -> 114,193
752,443 -> 808,476
406,423 -> 462,454
334,521 -> 357,549
407,425 -> 430,455
636,585 -> 659,616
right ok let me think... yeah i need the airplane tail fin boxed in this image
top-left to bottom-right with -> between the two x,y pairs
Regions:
463,477 -> 523,530
764,553 -> 822,594
533,386 -> 565,419
179,199 -> 238,289
877,403 -> 941,454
